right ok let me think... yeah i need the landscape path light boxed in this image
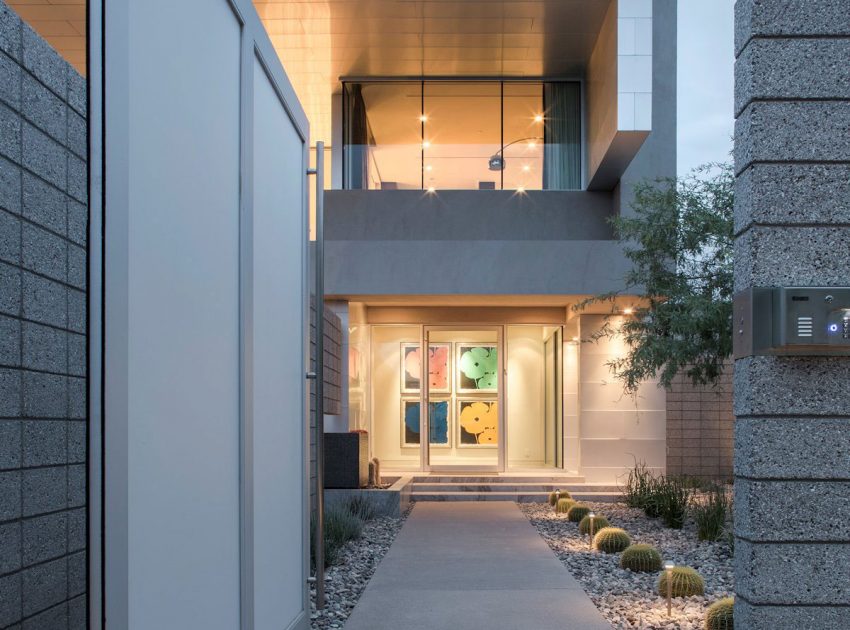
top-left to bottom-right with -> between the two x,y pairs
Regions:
588,512 -> 596,549
664,561 -> 675,616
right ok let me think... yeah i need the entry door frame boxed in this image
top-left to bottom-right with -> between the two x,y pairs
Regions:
421,325 -> 506,473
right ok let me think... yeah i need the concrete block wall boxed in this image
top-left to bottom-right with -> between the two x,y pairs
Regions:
666,362 -> 734,480
0,1 -> 87,628
734,2 -> 850,626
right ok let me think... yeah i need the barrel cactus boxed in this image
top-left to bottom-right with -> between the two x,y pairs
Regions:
548,489 -> 572,506
705,597 -> 734,630
619,544 -> 662,572
567,504 -> 591,523
555,498 -> 577,514
578,514 -> 610,535
657,566 -> 705,598
593,527 -> 631,553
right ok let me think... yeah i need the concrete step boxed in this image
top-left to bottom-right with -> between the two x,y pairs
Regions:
410,490 -> 621,503
410,476 -> 586,484
411,482 -> 619,494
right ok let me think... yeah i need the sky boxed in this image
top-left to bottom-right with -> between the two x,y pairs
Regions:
676,1 -> 735,175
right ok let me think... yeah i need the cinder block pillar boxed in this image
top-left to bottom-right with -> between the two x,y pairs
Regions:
733,2 -> 850,627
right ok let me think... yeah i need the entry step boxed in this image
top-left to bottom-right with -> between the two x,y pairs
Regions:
408,478 -> 621,503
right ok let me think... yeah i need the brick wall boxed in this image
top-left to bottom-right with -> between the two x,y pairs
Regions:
309,301 -> 343,508
0,2 -> 87,628
666,361 -> 734,480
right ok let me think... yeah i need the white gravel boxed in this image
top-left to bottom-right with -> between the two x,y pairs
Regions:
520,502 -> 733,630
310,508 -> 410,630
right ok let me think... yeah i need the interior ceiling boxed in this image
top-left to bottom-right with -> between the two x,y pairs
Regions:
254,0 -> 610,145
7,0 -> 86,76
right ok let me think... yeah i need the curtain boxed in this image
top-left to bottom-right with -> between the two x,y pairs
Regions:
543,82 -> 582,190
344,84 -> 369,189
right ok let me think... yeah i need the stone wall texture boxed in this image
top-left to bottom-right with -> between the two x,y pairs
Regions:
0,1 -> 87,628
665,362 -> 734,480
734,1 -> 850,627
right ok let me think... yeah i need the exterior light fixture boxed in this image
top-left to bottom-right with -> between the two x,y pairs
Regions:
572,336 -> 579,342
534,114 -> 544,123
588,512 -> 596,549
517,186 -> 526,193
623,307 -> 634,315
664,562 -> 675,615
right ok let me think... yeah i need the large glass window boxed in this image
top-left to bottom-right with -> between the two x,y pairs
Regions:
343,80 -> 582,191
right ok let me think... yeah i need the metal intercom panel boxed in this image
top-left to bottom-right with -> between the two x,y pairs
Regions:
733,287 -> 850,357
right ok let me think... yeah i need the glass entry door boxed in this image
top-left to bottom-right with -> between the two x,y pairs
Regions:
422,327 -> 504,471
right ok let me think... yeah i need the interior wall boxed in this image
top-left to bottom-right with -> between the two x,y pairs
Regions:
578,314 -> 666,483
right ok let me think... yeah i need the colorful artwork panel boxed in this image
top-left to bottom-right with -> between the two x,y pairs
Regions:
401,399 -> 451,447
457,399 -> 498,447
457,345 -> 498,392
401,343 -> 451,393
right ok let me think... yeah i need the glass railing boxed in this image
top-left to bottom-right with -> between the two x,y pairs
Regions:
342,81 -> 582,191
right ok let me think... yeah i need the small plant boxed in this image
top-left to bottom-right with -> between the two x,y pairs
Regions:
621,458 -> 656,509
311,504 -> 364,568
578,514 -> 610,536
691,484 -> 729,541
548,489 -> 572,506
651,476 -> 693,529
567,504 -> 591,523
343,495 -> 378,522
593,527 -> 631,553
657,566 -> 705,598
555,498 -> 577,514
619,544 -> 662,572
705,597 -> 734,629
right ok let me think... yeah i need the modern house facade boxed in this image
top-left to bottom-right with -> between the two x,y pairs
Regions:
256,0 -> 677,482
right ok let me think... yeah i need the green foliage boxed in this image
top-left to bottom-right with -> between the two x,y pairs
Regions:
705,597 -> 734,630
621,458 -> 657,509
578,514 -> 610,536
567,504 -> 591,523
691,484 -> 730,541
555,498 -> 577,514
619,544 -> 663,572
311,504 -> 364,569
548,489 -> 572,506
343,495 -> 379,522
657,566 -> 706,598
648,476 -> 694,529
575,163 -> 734,394
593,527 -> 631,553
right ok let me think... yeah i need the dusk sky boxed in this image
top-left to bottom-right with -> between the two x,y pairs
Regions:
677,1 -> 735,174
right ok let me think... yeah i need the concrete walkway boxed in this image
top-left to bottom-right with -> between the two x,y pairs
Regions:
343,502 -> 611,630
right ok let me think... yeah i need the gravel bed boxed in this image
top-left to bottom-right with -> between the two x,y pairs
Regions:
310,507 -> 411,629
520,502 -> 733,630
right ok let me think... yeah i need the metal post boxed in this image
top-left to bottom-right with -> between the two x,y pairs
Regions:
310,142 -> 326,609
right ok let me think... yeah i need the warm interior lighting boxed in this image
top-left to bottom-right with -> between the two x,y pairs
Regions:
427,186 -> 436,193
623,307 -> 634,315
425,165 -> 433,171
422,140 -> 431,149
522,165 -> 530,172
419,115 -> 428,122
516,186 -> 526,193
527,141 -> 537,149
533,114 -> 544,123
572,336 -> 579,342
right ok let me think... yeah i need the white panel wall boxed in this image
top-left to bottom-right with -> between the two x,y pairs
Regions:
98,0 -> 310,628
617,0 -> 654,131
578,315 -> 666,483
251,57 -> 308,628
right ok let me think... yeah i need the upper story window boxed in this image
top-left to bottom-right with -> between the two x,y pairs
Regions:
343,80 -> 582,191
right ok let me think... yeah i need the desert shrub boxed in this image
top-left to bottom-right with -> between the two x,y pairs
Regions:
548,489 -> 572,505
705,597 -> 734,630
593,527 -> 631,553
567,504 -> 591,523
619,544 -> 662,572
657,566 -> 705,598
343,495 -> 378,522
555,498 -> 577,514
311,505 -> 363,568
691,484 -> 729,541
649,476 -> 693,529
621,458 -> 656,509
578,514 -> 610,536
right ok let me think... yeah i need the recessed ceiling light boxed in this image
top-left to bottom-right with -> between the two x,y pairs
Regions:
423,141 -> 431,149
522,165 -> 530,172
419,115 -> 428,123
534,114 -> 544,123
427,186 -> 436,193
425,165 -> 433,171
527,141 -> 537,149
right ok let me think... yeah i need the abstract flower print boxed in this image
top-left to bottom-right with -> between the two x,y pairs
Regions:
459,401 -> 498,445
458,346 -> 497,391
402,344 -> 449,391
